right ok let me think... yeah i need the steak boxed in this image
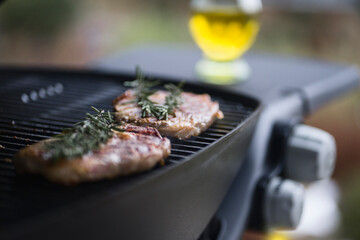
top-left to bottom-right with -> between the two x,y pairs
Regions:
14,124 -> 170,185
113,90 -> 224,139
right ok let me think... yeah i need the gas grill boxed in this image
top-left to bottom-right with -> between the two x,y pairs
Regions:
0,67 -> 260,240
96,45 -> 360,240
0,45 -> 359,240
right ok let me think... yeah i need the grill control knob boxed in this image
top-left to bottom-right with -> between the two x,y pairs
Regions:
264,177 -> 304,230
284,124 -> 336,183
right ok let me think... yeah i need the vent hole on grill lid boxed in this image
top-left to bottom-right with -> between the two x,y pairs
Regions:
21,94 -> 29,103
47,86 -> 55,96
38,88 -> 46,98
54,83 -> 64,94
30,91 -> 38,101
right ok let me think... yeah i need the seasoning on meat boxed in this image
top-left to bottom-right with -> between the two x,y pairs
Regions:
113,89 -> 224,140
13,124 -> 170,185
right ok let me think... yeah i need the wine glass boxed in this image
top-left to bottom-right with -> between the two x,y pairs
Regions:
189,0 -> 262,84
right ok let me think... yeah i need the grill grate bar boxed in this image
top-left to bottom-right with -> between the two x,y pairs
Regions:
168,160 -> 181,164
170,143 -> 203,151
200,132 -> 226,138
0,142 -> 28,149
0,153 -> 14,158
0,162 -> 14,171
2,112 -> 81,126
220,113 -> 249,119
173,140 -> 208,147
0,169 -> 15,177
0,98 -> 113,115
0,120 -> 62,133
0,116 -> 73,129
0,129 -> 53,139
206,128 -> 230,133
0,123 -> 59,135
212,125 -> 235,131
0,147 -> 19,154
171,149 -> 196,156
168,153 -> 187,159
193,136 -> 219,142
216,119 -> 239,125
0,135 -> 38,144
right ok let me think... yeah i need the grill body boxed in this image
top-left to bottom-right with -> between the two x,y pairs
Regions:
96,45 -> 360,240
0,68 -> 260,240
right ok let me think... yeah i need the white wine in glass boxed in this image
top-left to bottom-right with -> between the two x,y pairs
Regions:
189,0 -> 262,84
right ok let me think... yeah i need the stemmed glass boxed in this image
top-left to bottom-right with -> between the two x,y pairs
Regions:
189,0 -> 262,84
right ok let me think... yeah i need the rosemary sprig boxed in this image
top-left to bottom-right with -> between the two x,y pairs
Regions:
164,82 -> 184,115
43,107 -> 123,162
124,67 -> 183,120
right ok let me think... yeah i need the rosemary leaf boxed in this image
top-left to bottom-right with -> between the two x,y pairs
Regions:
43,107 -> 123,163
125,67 -> 183,120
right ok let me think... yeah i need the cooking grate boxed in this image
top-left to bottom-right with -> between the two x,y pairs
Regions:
0,68 -> 256,230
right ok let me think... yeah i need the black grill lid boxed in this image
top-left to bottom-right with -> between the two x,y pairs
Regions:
0,67 -> 259,237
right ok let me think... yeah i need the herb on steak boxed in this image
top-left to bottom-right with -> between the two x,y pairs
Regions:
43,107 -> 123,162
124,67 -> 183,120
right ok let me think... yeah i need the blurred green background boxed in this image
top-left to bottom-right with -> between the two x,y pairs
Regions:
0,0 -> 359,239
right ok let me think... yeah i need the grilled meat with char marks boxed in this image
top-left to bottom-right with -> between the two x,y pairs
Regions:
113,90 -> 224,139
14,124 -> 170,185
